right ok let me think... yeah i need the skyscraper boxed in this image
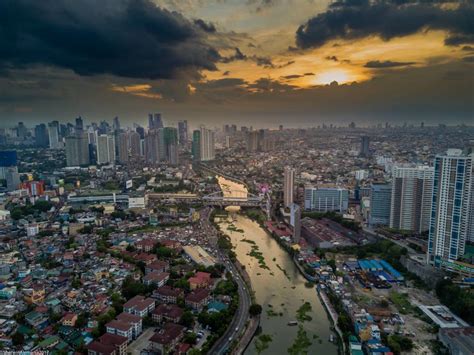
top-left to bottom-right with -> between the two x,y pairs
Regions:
65,134 -> 90,167
390,165 -> 434,232
283,166 -> 295,208
360,136 -> 370,157
246,131 -> 259,152
178,120 -> 188,145
0,150 -> 18,180
428,149 -> 473,268
96,134 -> 116,165
192,130 -> 201,162
129,131 -> 142,158
75,116 -> 84,133
35,124 -> 49,147
164,127 -> 179,165
113,116 -> 121,132
48,121 -> 60,149
148,113 -> 163,129
198,127 -> 215,161
369,183 -> 392,227
290,203 -> 301,244
145,129 -> 164,164
117,132 -> 129,164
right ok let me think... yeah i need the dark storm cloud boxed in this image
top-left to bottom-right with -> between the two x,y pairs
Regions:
364,60 -> 416,68
221,48 -> 275,67
296,1 -> 474,49
193,19 -> 217,33
0,0 -> 220,79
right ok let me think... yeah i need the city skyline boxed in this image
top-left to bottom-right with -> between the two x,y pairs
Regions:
0,0 -> 472,126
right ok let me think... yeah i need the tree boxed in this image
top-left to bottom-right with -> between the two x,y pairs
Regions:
249,304 -> 263,317
75,313 -> 88,328
183,332 -> 198,345
12,332 -> 24,346
180,311 -> 195,328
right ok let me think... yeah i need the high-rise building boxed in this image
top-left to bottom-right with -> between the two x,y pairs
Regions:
65,134 -> 90,167
48,121 -> 60,149
75,116 -> 84,133
283,166 -> 295,208
360,136 -> 370,157
246,131 -> 260,152
145,129 -> 165,164
390,165 -> 434,233
117,132 -> 130,164
290,203 -> 301,244
16,122 -> 27,140
136,126 -> 145,140
178,120 -> 188,145
164,127 -> 179,165
369,183 -> 392,226
113,116 -> 121,132
148,113 -> 163,130
96,134 -> 115,165
304,187 -> 349,213
192,130 -> 201,162
0,150 -> 18,180
35,124 -> 49,147
6,167 -> 20,192
428,149 -> 474,268
198,127 -> 215,161
129,131 -> 141,158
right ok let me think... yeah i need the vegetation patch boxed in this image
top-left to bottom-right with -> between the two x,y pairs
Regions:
296,302 -> 313,322
287,325 -> 312,355
255,334 -> 273,354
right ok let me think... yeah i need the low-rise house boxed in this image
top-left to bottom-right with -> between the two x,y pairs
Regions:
105,320 -> 134,342
188,272 -> 212,290
152,286 -> 184,304
185,289 -> 210,311
123,296 -> 155,317
116,312 -> 142,339
143,271 -> 169,287
149,323 -> 185,355
87,333 -> 128,355
152,304 -> 184,324
145,260 -> 169,274
61,313 -> 78,327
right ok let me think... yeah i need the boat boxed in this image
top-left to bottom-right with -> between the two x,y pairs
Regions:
287,321 -> 298,326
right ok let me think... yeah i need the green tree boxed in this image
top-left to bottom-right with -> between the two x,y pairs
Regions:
249,304 -> 263,317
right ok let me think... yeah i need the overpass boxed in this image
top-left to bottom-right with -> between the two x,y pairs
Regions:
202,191 -> 264,207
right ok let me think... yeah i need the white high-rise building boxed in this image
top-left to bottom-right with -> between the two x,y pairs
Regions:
48,121 -> 60,149
428,149 -> 473,269
390,165 -> 434,233
283,166 -> 295,208
97,134 -> 115,165
199,127 -> 215,161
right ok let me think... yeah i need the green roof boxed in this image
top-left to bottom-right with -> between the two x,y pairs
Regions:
37,335 -> 60,348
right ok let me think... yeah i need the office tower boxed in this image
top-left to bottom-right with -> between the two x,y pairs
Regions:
192,130 -> 201,162
304,187 -> 349,213
48,121 -> 60,149
283,166 -> 295,208
145,129 -> 164,164
428,149 -> 474,267
390,165 -> 434,233
148,113 -> 163,129
223,124 -> 230,134
360,136 -> 370,156
113,116 -> 121,132
129,131 -> 141,158
225,136 -> 231,148
75,117 -> 84,133
195,127 -> 215,161
6,167 -> 20,192
96,134 -> 116,165
369,183 -> 392,227
98,121 -> 110,135
34,124 -> 49,147
0,150 -> 18,180
178,120 -> 188,145
16,122 -> 27,140
246,131 -> 259,152
136,126 -> 145,140
65,134 -> 90,167
290,203 -> 301,244
231,125 -> 237,134
164,127 -> 179,165
117,132 -> 129,164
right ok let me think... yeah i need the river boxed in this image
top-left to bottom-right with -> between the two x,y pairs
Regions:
216,177 -> 338,355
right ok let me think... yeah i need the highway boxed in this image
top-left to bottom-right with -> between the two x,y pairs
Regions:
209,254 -> 251,355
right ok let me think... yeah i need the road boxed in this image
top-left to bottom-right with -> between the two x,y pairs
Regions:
209,254 -> 251,355
363,227 -> 419,255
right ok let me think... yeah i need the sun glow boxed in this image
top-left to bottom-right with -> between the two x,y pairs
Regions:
315,69 -> 352,85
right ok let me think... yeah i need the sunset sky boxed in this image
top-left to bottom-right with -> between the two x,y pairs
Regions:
0,0 -> 473,128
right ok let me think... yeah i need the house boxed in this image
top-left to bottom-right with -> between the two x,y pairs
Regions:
185,289 -> 210,311
61,313 -> 78,327
143,271 -> 169,287
87,341 -> 116,355
25,310 -> 49,329
93,333 -> 128,355
152,286 -> 184,304
149,323 -> 185,355
136,239 -> 157,253
145,260 -> 170,274
152,304 -> 184,324
24,284 -> 45,304
123,296 -> 155,317
188,272 -> 212,290
134,253 -> 157,265
116,312 -> 142,339
105,320 -> 134,342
